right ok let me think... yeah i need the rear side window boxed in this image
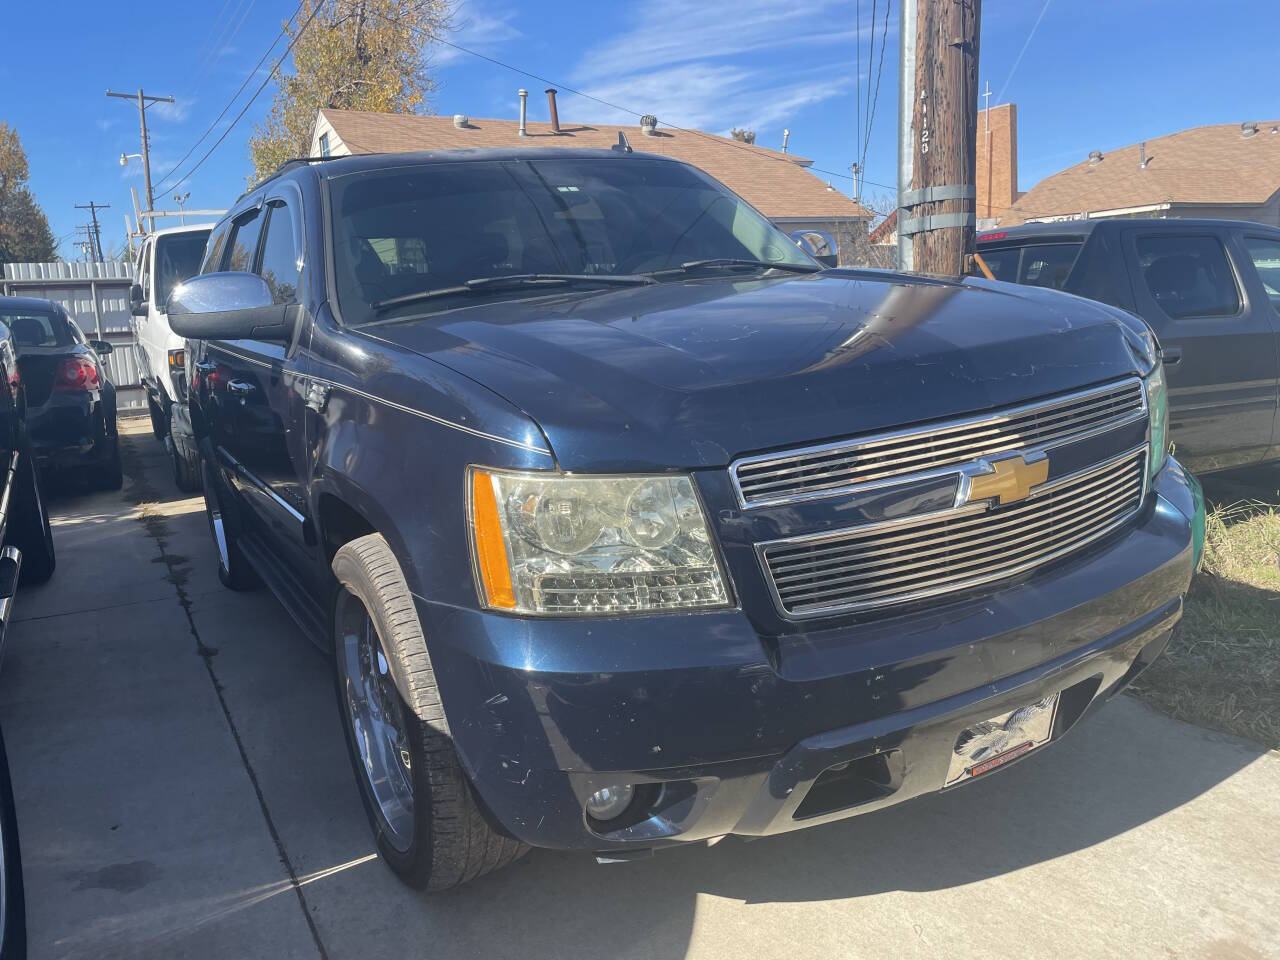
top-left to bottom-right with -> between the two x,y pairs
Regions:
974,241 -> 1082,290
1135,234 -> 1240,319
1243,236 -> 1280,307
226,209 -> 265,272
0,308 -> 72,347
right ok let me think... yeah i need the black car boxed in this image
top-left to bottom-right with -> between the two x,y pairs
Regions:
0,297 -> 121,490
169,149 -> 1200,891
975,219 -> 1280,475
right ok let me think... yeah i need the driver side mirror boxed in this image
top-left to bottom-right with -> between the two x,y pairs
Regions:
167,272 -> 298,343
130,282 -> 148,317
790,230 -> 839,268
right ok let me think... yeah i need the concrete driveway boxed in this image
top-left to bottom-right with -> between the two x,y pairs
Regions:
2,420 -> 1278,960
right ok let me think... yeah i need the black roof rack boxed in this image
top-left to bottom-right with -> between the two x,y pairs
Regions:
236,155 -> 347,204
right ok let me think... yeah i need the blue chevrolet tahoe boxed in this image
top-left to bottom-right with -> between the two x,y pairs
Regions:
168,149 -> 1205,890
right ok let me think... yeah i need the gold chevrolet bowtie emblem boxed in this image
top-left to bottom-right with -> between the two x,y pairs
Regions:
966,453 -> 1049,505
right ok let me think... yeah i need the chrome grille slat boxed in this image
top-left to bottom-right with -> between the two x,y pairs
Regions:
761,449 -> 1147,617
739,406 -> 1140,493
769,478 -> 1141,587
737,394 -> 1135,484
775,486 -> 1141,600
732,379 -> 1145,507
767,466 -> 1138,567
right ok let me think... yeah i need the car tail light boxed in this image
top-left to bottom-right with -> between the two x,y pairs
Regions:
55,356 -> 101,392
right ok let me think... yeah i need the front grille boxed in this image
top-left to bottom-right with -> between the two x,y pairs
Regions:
732,379 -> 1145,507
761,448 -> 1147,618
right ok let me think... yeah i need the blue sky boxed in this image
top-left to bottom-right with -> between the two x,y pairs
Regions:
2,0 -> 1276,259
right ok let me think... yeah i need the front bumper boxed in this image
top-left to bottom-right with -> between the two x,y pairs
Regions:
415,460 -> 1199,852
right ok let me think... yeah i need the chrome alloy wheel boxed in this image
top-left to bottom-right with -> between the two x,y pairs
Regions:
336,588 -> 415,851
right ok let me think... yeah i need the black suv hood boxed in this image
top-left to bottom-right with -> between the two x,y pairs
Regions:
362,272 -> 1147,471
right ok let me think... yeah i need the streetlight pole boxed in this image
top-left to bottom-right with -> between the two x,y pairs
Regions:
107,88 -> 174,232
173,193 -> 190,225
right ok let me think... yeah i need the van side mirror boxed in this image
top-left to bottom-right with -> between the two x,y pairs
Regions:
87,339 -> 113,355
130,282 -> 148,317
167,272 -> 298,343
790,230 -> 839,268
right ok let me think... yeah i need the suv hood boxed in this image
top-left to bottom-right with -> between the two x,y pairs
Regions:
362,272 -> 1148,471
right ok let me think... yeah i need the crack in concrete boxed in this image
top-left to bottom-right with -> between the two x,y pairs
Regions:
122,435 -> 330,960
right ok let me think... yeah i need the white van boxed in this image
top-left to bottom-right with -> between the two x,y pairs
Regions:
130,223 -> 213,490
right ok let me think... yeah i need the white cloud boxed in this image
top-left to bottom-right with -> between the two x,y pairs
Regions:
567,0 -> 878,136
433,1 -> 522,67
152,98 -> 196,124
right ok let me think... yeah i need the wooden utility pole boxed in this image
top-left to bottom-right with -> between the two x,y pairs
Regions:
75,201 -> 110,261
897,0 -> 981,274
106,88 -> 174,232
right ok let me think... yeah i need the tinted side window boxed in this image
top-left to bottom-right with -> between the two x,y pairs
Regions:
974,246 -> 1020,282
973,241 -> 1081,290
257,202 -> 301,303
1243,236 -> 1280,307
226,209 -> 264,272
1136,234 -> 1240,319
201,220 -> 233,274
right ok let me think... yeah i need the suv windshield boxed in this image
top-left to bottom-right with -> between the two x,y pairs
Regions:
155,229 -> 211,309
329,157 -> 816,323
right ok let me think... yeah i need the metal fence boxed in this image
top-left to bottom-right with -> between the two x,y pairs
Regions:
1,260 -> 146,414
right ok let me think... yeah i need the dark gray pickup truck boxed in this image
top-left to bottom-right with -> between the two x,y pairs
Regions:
976,219 -> 1280,475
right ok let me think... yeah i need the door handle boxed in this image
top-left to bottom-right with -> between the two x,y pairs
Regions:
227,379 -> 257,397
1160,347 -> 1182,367
193,360 -> 217,374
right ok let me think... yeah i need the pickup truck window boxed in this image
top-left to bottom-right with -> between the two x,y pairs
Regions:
1135,234 -> 1240,319
329,157 -> 815,324
1243,236 -> 1280,307
154,230 -> 211,310
201,220 -> 232,274
974,241 -> 1081,290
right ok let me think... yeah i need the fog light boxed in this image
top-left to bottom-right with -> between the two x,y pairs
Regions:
585,784 -> 634,821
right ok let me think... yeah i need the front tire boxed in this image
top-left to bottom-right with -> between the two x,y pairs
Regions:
200,453 -> 259,591
331,534 -> 526,890
148,395 -> 166,441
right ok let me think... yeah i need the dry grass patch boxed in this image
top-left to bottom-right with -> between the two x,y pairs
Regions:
1130,500 -> 1280,748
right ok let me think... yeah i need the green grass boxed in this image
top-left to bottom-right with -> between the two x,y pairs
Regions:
1129,487 -> 1280,749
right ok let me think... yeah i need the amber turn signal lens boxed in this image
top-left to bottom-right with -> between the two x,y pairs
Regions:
470,470 -> 516,610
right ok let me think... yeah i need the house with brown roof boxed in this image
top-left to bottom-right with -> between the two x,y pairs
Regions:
1002,120 -> 1280,226
309,101 -> 873,264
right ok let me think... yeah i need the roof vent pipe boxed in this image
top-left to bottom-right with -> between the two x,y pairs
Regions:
1138,141 -> 1147,169
1088,150 -> 1103,165
640,114 -> 657,136
1242,121 -> 1259,138
518,88 -> 528,137
782,128 -> 790,153
545,88 -> 561,134
453,114 -> 469,129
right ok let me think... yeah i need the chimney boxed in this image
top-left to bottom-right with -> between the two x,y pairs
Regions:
518,88 -> 528,137
640,114 -> 657,136
782,128 -> 790,153
545,88 -> 560,134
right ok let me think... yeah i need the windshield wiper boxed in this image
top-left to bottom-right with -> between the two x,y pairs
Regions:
371,274 -> 656,313
648,259 -> 822,279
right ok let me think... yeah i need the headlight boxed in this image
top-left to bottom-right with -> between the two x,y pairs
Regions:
1146,361 -> 1168,479
468,468 -> 731,615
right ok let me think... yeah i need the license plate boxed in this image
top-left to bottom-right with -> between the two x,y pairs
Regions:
944,694 -> 1059,787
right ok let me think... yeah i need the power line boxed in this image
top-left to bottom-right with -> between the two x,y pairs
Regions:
154,0 -> 304,191
995,0 -> 1052,104
861,0 -> 891,175
164,1 -> 323,195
